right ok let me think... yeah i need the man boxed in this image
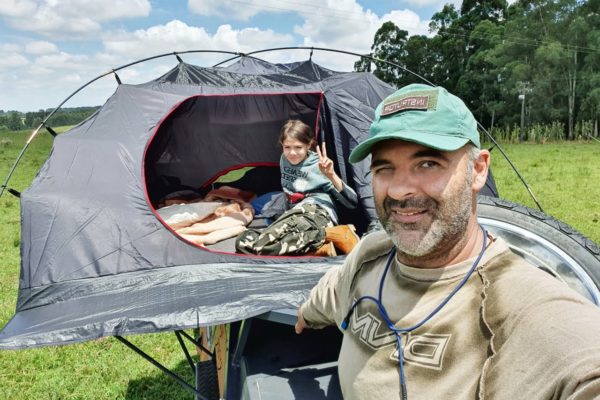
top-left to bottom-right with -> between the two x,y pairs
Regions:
295,83 -> 600,399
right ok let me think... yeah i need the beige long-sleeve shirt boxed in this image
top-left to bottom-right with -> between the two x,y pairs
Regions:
301,230 -> 600,399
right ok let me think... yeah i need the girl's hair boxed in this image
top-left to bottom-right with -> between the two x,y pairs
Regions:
279,119 -> 315,148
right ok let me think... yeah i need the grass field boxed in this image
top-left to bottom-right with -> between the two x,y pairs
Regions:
0,128 -> 598,399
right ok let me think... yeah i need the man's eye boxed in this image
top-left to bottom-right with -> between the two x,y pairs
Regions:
372,166 -> 393,175
421,160 -> 438,168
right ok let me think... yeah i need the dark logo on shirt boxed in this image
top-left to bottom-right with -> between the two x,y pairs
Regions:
349,300 -> 451,370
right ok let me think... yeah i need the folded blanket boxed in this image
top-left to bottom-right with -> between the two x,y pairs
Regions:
157,185 -> 256,247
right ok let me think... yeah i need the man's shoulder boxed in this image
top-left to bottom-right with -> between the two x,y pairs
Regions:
348,230 -> 394,268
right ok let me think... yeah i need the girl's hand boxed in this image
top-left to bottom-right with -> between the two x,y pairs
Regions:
316,142 -> 343,191
316,142 -> 335,178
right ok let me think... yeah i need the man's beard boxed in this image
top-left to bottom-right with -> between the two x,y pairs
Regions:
376,175 -> 473,261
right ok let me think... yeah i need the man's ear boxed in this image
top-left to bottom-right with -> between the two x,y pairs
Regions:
472,149 -> 491,193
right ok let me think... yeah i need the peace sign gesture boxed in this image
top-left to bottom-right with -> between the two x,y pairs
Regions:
316,142 -> 344,191
316,142 -> 335,179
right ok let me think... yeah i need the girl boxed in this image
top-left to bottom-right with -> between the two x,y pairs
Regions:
236,119 -> 359,256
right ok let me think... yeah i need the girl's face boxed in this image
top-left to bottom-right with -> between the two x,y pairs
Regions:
282,137 -> 311,165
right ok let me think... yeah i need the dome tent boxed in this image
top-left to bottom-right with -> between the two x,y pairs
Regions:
0,54 -> 395,349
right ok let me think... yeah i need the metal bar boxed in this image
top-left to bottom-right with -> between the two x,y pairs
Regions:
230,319 -> 252,368
179,329 -> 214,359
115,336 -> 208,399
175,331 -> 196,375
44,125 -> 57,137
478,125 -> 544,212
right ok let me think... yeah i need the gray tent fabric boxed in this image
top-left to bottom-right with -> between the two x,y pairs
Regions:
0,58 -> 395,349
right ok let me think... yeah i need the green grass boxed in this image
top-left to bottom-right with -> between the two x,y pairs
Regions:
0,129 -> 599,399
485,141 -> 600,243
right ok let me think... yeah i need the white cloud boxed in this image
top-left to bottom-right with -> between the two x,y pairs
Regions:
62,73 -> 82,82
282,1 -> 430,70
187,0 -> 431,72
188,0 -> 301,21
25,40 -> 58,55
0,52 -> 29,68
188,0 -> 430,43
35,52 -> 89,70
100,20 -> 294,62
0,0 -> 37,17
380,9 -> 430,36
0,0 -> 151,37
0,43 -> 22,52
403,0 -> 452,6
29,64 -> 53,75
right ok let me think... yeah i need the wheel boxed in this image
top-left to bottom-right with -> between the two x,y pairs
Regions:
477,195 -> 600,305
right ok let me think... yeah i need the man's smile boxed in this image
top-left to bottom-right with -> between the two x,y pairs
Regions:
390,208 -> 428,224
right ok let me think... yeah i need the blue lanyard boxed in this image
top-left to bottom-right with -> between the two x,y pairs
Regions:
341,225 -> 488,400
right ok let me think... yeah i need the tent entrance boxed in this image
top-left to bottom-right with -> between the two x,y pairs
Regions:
144,92 -> 325,207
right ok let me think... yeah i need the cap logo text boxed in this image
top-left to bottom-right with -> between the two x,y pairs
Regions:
381,95 -> 431,116
380,89 -> 440,117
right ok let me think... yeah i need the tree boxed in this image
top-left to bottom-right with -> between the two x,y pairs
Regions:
457,20 -> 505,129
7,113 -> 23,131
369,22 -> 410,86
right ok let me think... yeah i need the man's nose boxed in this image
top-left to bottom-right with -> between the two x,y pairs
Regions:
386,171 -> 417,200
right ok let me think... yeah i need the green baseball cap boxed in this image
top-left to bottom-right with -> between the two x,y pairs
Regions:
349,83 -> 480,163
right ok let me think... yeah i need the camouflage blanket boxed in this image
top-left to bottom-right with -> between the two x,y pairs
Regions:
235,203 -> 333,255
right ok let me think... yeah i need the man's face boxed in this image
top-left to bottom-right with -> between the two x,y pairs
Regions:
370,140 -> 475,260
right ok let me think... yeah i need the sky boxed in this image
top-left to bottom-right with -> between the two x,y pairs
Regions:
0,0 -> 459,112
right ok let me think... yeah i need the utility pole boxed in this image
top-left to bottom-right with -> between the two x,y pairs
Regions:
516,81 -> 531,141
519,93 -> 525,139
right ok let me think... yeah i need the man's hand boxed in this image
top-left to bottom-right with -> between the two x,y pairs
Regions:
295,307 -> 306,334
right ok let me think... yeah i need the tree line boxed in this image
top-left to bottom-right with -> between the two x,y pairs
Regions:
354,0 -> 600,140
0,107 -> 99,132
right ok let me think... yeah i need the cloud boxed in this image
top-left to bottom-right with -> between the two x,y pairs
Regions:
0,0 -> 37,17
0,52 -> 29,68
0,43 -> 22,52
0,0 -> 151,37
0,43 -> 29,69
403,0 -> 453,6
188,0 -> 303,21
381,9 -> 430,36
100,20 -> 294,62
25,41 -> 58,55
282,1 -> 431,70
186,0 -> 431,71
35,52 -> 89,70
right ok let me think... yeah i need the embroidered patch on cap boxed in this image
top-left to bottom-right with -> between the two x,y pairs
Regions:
380,89 -> 438,116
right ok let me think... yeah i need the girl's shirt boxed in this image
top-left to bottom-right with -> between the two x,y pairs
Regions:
280,151 -> 357,223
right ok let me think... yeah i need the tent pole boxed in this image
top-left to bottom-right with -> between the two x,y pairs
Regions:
115,335 -> 209,400
175,331 -> 197,375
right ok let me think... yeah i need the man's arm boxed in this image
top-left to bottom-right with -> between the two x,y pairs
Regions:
295,245 -> 363,333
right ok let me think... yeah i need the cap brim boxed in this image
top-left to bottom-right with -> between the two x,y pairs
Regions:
349,131 -> 470,163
